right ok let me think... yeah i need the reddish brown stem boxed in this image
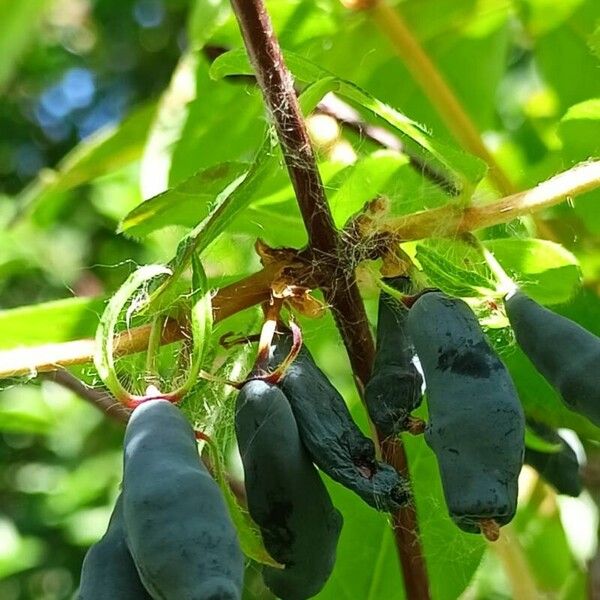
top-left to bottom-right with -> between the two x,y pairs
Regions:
229,1 -> 430,597
380,435 -> 430,599
41,370 -> 131,424
229,0 -> 338,256
0,263 -> 284,379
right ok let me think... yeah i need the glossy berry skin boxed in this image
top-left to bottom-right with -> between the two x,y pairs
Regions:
505,290 -> 600,427
365,277 -> 423,436
236,379 -> 342,600
524,421 -> 581,497
407,292 -> 525,534
79,495 -> 152,600
122,400 -> 243,600
269,333 -> 410,512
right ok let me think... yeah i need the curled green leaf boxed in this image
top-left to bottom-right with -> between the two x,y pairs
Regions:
170,255 -> 213,399
94,264 -> 172,405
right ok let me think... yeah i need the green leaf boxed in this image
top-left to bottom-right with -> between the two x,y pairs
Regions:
0,408 -> 51,434
0,0 -> 49,91
210,49 -> 487,195
120,162 -> 250,237
0,297 -> 106,350
558,98 -> 600,234
524,427 -> 562,453
94,264 -> 172,403
0,518 -> 43,579
559,98 -> 600,161
416,241 -> 496,297
484,238 -> 581,305
171,255 -> 213,399
14,102 -> 156,223
533,0 -> 600,112
157,164 -> 257,298
168,60 -> 265,185
187,0 -> 230,50
46,453 -> 122,516
139,53 -> 199,201
328,151 -> 410,227
516,0 -> 585,36
315,1 -> 510,137
323,79 -> 487,194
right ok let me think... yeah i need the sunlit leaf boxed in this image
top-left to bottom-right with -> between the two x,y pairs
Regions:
0,297 -> 105,350
0,0 -> 49,91
210,49 -> 487,194
524,427 -> 562,453
120,162 -> 250,237
0,518 -> 43,579
139,52 -> 199,200
484,238 -> 581,305
558,98 -> 600,234
0,408 -> 51,434
188,0 -> 230,50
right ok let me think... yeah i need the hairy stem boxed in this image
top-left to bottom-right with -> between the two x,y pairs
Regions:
229,0 -> 337,254
230,1 -> 430,597
202,44 -> 458,196
2,161 -> 596,379
360,160 -> 600,241
0,264 -> 282,379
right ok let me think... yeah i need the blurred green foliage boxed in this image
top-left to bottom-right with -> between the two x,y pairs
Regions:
0,0 -> 598,598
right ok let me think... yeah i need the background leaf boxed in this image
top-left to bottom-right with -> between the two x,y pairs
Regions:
485,238 -> 582,304
120,162 -> 250,237
15,103 -> 157,223
0,408 -> 52,434
0,297 -> 105,350
188,0 -> 231,51
0,0 -> 49,92
559,98 -> 600,235
210,49 -> 487,193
